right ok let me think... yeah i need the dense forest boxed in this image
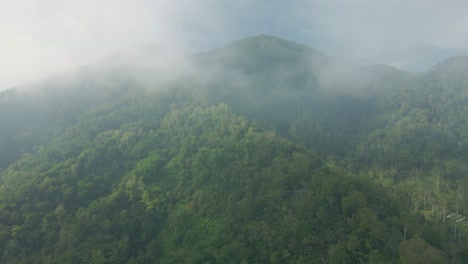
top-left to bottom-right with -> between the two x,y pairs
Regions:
0,35 -> 467,263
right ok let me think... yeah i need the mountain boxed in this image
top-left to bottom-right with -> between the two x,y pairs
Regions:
367,46 -> 468,72
0,35 -> 467,263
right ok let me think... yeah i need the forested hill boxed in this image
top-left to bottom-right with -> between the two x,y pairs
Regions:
0,35 -> 467,263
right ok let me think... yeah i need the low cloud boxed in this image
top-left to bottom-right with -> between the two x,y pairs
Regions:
294,0 -> 468,62
1,0 -> 468,90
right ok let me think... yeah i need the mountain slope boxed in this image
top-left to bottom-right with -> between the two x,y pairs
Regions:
0,35 -> 467,263
0,35 -> 408,168
0,93 -> 401,263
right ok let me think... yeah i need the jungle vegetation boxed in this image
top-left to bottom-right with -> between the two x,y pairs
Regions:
0,35 -> 467,263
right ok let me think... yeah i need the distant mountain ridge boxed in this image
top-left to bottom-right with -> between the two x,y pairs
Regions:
0,35 -> 465,169
431,55 -> 468,70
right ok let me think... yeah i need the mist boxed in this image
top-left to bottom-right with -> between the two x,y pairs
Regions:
2,0 -> 468,91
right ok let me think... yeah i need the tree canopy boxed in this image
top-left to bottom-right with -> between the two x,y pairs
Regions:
0,35 -> 467,263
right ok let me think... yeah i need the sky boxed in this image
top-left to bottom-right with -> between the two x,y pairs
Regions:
1,0 -> 468,90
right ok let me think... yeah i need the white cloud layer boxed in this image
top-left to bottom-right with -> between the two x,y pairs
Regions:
296,0 -> 468,56
1,0 -> 468,90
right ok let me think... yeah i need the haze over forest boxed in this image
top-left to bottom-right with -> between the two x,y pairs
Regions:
1,1 -> 468,264
2,0 -> 468,90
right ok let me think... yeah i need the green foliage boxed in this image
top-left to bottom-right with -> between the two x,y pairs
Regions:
0,35 -> 467,263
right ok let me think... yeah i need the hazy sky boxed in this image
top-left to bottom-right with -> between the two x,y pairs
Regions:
1,0 -> 468,90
